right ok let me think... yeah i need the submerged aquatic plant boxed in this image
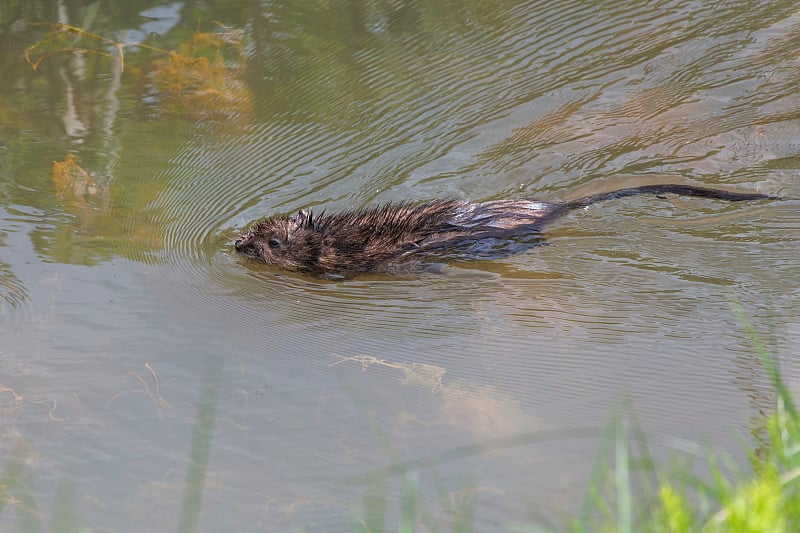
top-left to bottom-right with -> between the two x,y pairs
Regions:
349,303 -> 800,532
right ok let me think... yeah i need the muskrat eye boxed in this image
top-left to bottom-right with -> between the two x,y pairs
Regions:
268,238 -> 281,248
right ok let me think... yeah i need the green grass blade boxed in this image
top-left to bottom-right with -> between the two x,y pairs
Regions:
615,418 -> 632,533
398,470 -> 418,533
177,356 -> 221,533
49,479 -> 79,533
354,475 -> 386,533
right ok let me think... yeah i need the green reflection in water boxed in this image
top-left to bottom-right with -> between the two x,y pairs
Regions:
0,0 -> 509,281
1,3 -> 254,267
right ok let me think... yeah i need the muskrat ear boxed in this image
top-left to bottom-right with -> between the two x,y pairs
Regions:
297,209 -> 314,229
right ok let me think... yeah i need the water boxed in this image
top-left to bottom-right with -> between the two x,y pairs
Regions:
1,1 -> 799,530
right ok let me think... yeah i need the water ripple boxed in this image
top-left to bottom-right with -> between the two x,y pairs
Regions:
107,2 -> 800,446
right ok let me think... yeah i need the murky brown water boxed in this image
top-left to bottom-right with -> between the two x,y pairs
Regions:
1,1 -> 799,530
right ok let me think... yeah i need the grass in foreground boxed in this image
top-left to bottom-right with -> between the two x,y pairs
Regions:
1,307 -> 796,532
354,302 -> 800,532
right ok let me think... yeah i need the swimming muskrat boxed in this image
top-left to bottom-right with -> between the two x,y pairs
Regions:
234,184 -> 774,278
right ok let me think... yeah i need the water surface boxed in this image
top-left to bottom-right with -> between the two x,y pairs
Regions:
1,1 -> 799,530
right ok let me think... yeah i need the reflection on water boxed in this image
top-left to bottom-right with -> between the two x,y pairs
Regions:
1,0 -> 799,530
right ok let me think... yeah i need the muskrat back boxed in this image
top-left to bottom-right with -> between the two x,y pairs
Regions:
234,184 -> 774,278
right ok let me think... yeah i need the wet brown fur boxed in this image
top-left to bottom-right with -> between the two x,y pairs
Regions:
234,184 -> 773,278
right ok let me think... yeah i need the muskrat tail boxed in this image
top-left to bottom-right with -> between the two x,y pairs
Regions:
560,184 -> 776,211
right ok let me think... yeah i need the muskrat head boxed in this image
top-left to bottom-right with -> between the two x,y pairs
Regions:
234,210 -> 324,272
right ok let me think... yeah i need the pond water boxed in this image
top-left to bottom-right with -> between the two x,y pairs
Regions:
1,1 -> 799,531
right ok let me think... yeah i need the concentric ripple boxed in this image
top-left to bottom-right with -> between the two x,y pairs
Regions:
125,1 -> 800,372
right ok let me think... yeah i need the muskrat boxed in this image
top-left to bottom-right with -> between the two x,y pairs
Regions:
234,184 -> 774,278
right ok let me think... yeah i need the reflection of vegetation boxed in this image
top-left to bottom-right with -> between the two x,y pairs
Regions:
25,21 -> 124,72
152,25 -> 251,121
52,154 -> 99,200
26,19 -> 250,122
6,10 -> 252,266
242,0 -> 506,120
1,0 -> 507,266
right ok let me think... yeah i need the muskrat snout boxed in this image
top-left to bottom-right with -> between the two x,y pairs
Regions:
234,234 -> 259,258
